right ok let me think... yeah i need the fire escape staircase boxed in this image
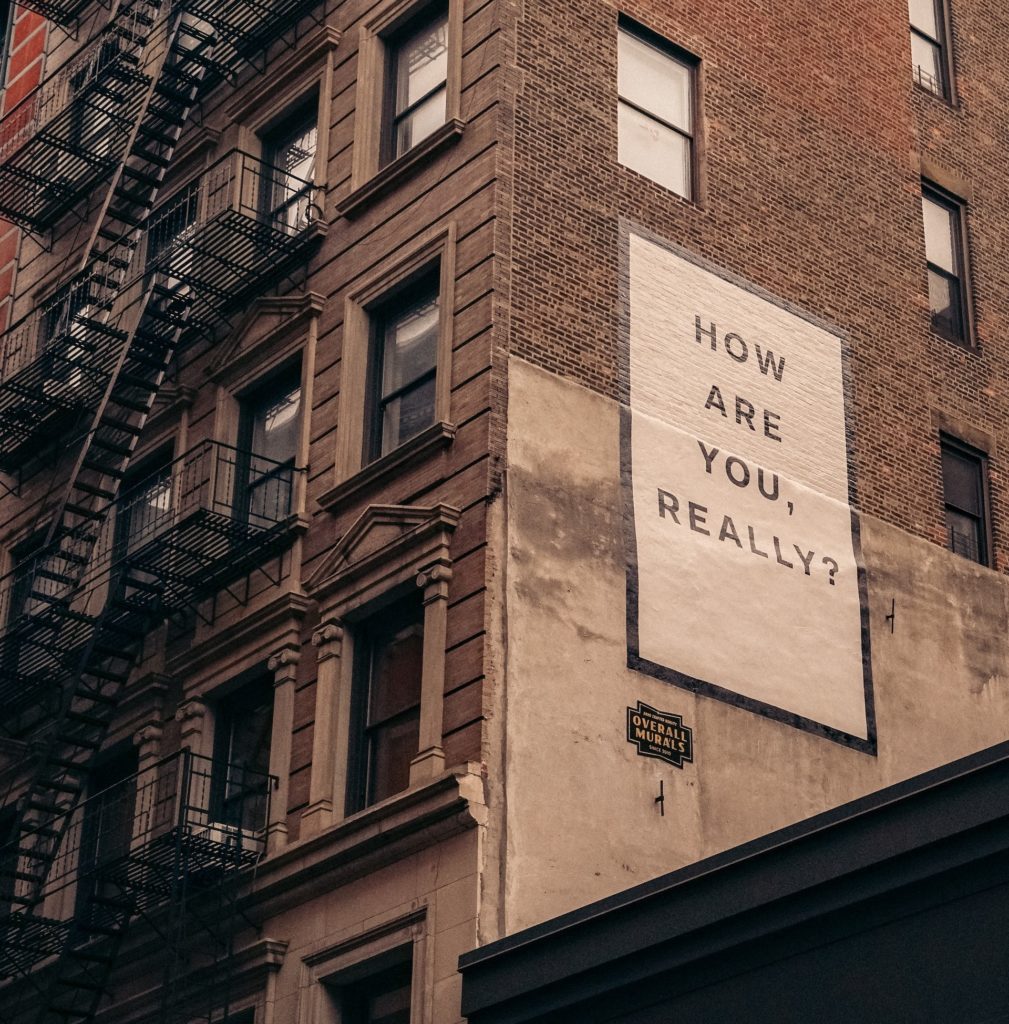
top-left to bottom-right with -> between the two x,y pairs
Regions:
0,0 -> 320,1016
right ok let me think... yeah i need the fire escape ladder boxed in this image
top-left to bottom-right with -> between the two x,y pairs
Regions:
0,9 -> 215,1010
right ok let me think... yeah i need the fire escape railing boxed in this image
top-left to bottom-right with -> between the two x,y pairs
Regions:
145,147 -> 323,326
0,151 -> 322,469
0,9 -> 155,231
0,748 -> 274,980
0,439 -> 298,713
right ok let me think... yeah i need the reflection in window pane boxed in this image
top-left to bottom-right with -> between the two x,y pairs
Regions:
382,374 -> 436,454
395,14 -> 448,112
927,269 -> 962,340
395,88 -> 447,157
910,32 -> 942,93
921,195 -> 955,271
618,101 -> 691,199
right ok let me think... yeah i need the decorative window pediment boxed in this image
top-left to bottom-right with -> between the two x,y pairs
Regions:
306,502 -> 459,609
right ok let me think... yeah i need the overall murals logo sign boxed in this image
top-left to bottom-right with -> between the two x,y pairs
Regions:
626,701 -> 694,768
621,227 -> 875,751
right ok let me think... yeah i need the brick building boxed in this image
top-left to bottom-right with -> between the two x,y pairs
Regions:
0,0 -> 1006,1021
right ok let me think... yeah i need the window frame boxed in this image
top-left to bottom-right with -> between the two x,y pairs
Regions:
364,273 -> 440,464
909,0 -> 955,101
921,181 -> 973,349
334,223 -> 456,492
340,0 -> 464,217
299,909 -> 428,1024
0,0 -> 14,95
381,4 -> 450,167
940,435 -> 991,568
234,363 -> 303,529
210,673 -> 276,832
344,591 -> 425,815
616,17 -> 700,203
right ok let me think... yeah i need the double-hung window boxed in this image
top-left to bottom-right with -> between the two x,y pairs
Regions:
941,437 -> 990,566
385,8 -> 449,164
366,280 -> 439,462
262,108 -> 318,233
212,676 -> 274,832
617,23 -> 696,200
346,595 -> 424,813
237,373 -> 301,526
909,0 -> 951,97
921,184 -> 970,346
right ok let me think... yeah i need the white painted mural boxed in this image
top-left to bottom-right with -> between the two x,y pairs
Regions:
623,229 -> 873,746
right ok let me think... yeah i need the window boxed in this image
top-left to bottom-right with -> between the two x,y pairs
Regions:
346,595 -> 424,813
909,0 -> 951,97
110,450 -> 174,602
921,185 -> 970,345
40,275 -> 96,394
213,676 -> 274,832
365,279 -> 439,463
384,7 -> 448,164
941,437 -> 989,566
334,226 -> 455,491
74,749 -> 138,925
236,372 -> 301,526
114,452 -> 174,563
342,0 -> 462,214
617,23 -> 696,200
336,945 -> 413,1024
262,106 -> 318,233
146,181 -> 199,292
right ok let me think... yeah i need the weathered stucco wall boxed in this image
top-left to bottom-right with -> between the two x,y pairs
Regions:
501,354 -> 1009,934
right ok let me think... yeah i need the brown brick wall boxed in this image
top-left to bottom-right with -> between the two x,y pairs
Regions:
506,0 -> 1009,574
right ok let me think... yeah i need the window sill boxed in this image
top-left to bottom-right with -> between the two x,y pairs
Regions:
249,763 -> 485,905
317,420 -> 456,513
336,118 -> 465,219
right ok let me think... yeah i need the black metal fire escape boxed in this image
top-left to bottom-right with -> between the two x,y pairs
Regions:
0,0 -> 323,1016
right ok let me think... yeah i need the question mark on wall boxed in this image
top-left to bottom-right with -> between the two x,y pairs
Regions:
822,556 -> 839,586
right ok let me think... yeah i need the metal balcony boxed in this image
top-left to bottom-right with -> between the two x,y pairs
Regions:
0,440 -> 297,711
0,269 -> 135,472
177,0 -> 325,77
0,19 -> 152,231
145,148 -> 324,328
0,748 -> 273,980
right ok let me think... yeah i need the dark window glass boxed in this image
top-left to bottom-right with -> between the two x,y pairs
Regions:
922,186 -> 968,345
367,283 -> 439,462
75,749 -> 138,925
342,948 -> 413,1024
348,597 -> 424,813
263,108 -> 318,232
146,182 -> 199,288
617,25 -> 695,200
114,454 -> 174,563
941,439 -> 988,566
909,0 -> 949,96
237,373 -> 300,526
213,677 -> 274,831
386,9 -> 448,162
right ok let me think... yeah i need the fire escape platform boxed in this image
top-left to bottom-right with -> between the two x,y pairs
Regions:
187,0 -> 324,67
158,208 -> 325,330
0,57 -> 151,231
0,322 -> 126,472
117,505 -> 298,613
